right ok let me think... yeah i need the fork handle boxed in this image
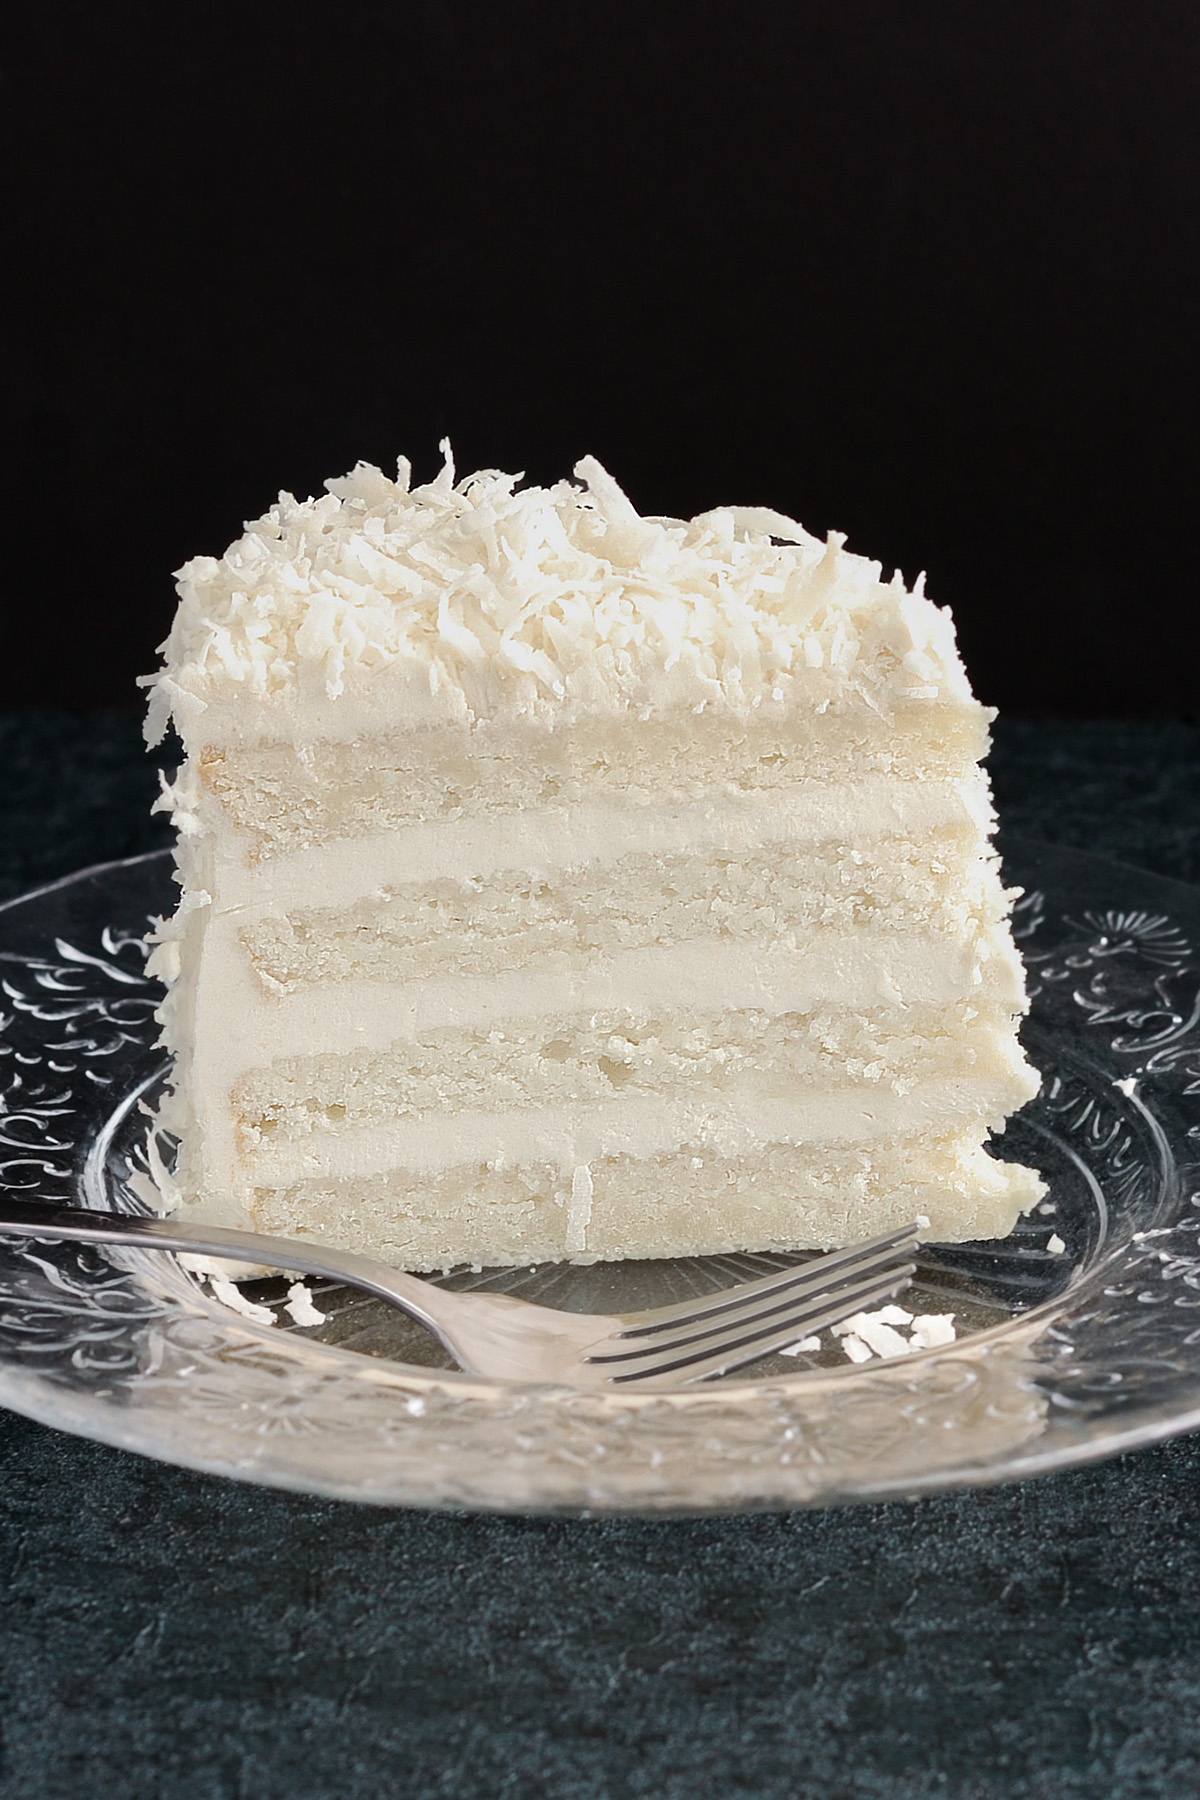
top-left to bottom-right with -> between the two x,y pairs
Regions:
0,1196 -> 458,1347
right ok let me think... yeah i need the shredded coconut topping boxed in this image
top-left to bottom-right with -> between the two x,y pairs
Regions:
145,446 -> 972,745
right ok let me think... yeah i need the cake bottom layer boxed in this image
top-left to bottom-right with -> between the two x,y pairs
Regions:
183,1134 -> 1046,1270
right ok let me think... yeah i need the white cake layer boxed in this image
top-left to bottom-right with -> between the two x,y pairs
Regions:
239,835 -> 1006,994
190,702 -> 990,853
157,772 -> 994,911
224,1132 -> 1044,1267
233,999 -> 1030,1146
237,1075 -> 1037,1189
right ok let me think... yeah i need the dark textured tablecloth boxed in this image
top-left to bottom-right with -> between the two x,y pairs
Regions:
2,712 -> 1200,1800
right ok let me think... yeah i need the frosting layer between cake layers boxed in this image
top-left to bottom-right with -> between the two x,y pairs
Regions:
146,451 -> 1044,1267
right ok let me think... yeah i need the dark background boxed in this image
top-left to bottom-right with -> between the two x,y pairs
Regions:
3,0 -> 1197,715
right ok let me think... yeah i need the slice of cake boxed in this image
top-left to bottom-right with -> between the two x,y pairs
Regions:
144,445 -> 1043,1269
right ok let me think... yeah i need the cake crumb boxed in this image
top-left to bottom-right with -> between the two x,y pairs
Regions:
780,1335 -> 822,1356
1047,1232 -> 1066,1255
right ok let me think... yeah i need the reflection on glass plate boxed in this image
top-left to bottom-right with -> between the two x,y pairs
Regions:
2,839 -> 1200,1512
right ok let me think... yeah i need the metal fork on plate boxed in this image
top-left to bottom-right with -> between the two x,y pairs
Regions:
0,1199 -> 918,1390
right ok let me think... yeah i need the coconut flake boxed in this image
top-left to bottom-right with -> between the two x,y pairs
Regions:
828,1302 -> 957,1359
909,1313 -> 957,1349
565,1165 -> 594,1254
208,1274 -> 276,1326
870,1303 -> 914,1326
285,1281 -> 328,1327
833,1311 -> 913,1360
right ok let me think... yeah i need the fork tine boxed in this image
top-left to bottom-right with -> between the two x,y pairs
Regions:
614,1223 -> 921,1338
589,1254 -> 913,1371
600,1224 -> 921,1353
595,1264 -> 915,1386
586,1238 -> 913,1360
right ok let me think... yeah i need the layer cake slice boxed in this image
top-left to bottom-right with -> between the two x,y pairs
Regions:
144,447 -> 1044,1268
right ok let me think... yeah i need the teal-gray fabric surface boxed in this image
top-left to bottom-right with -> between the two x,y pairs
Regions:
1,713 -> 1199,1800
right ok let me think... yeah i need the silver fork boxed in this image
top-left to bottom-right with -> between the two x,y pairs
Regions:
0,1199 -> 918,1389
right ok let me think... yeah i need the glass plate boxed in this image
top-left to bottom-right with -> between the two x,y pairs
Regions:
2,840 -> 1199,1513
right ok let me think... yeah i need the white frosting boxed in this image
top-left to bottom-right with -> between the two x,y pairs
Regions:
144,448 -> 977,747
210,775 -> 992,912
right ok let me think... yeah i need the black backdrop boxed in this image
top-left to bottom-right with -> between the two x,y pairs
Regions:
3,1 -> 1197,714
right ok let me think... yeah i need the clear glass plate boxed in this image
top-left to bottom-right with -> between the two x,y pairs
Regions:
1,840 -> 1199,1513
